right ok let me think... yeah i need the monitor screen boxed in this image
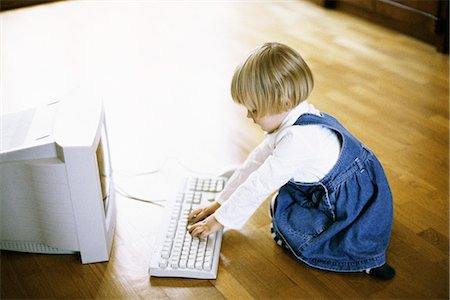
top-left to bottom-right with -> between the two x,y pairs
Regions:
96,121 -> 112,212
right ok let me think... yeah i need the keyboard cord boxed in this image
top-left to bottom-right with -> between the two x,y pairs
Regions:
111,157 -> 216,207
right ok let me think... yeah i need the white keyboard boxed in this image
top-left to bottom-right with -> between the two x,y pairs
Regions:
149,177 -> 227,279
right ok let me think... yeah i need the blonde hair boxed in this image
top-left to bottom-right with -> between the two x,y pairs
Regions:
231,42 -> 314,119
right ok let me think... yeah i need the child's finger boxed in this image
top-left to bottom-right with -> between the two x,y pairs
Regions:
187,222 -> 198,233
188,208 -> 200,219
188,208 -> 203,223
190,225 -> 204,238
190,209 -> 210,224
198,229 -> 210,240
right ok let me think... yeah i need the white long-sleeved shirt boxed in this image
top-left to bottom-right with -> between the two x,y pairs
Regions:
214,101 -> 341,229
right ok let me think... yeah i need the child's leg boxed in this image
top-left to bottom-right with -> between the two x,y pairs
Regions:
270,193 -> 395,279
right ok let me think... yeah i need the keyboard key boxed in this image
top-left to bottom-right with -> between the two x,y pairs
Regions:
179,260 -> 187,269
187,260 -> 195,269
204,260 -> 212,270
159,259 -> 168,268
195,261 -> 203,270
170,261 -> 179,269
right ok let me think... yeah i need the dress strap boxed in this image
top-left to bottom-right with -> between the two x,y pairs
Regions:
292,112 -> 368,188
293,113 -> 346,135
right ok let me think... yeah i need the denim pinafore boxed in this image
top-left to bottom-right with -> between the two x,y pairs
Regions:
272,113 -> 393,272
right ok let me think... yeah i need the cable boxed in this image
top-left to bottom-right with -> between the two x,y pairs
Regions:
112,157 -> 216,207
102,172 -> 165,206
113,156 -> 216,177
114,184 -> 165,207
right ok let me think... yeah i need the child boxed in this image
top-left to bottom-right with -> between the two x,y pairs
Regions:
188,42 -> 395,280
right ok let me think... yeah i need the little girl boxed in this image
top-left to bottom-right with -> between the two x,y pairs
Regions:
188,42 -> 395,280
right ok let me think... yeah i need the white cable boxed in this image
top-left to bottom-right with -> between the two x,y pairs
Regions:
115,184 -> 165,207
113,157 -> 216,207
113,156 -> 215,178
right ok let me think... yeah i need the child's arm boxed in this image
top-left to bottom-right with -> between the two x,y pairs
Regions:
186,141 -> 272,238
188,201 -> 220,224
214,130 -> 316,230
216,140 -> 272,204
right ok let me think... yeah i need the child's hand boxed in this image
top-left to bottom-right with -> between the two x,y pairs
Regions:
188,214 -> 223,239
188,201 -> 220,225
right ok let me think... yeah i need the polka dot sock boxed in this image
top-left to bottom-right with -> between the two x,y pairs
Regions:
270,223 -> 288,248
269,195 -> 288,249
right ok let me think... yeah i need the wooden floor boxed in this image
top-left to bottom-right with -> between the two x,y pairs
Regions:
1,0 -> 448,299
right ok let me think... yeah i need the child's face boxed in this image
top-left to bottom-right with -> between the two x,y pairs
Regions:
247,109 -> 288,133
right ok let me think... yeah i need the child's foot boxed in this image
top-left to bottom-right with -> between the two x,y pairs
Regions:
365,264 -> 396,280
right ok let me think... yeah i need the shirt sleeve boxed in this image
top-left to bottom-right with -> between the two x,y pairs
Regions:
214,129 -> 313,229
215,139 -> 272,205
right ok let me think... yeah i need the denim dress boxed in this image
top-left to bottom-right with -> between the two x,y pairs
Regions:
272,113 -> 393,272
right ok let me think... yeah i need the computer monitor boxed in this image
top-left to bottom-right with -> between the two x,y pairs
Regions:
0,88 -> 116,264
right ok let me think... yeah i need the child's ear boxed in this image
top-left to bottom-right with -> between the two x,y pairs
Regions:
283,99 -> 293,110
